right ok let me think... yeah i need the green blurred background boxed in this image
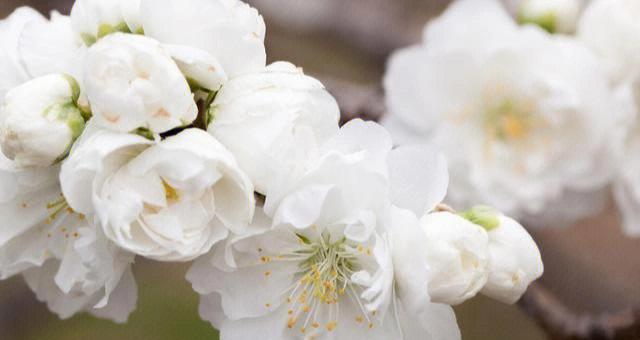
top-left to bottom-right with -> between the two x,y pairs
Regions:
0,0 -> 584,339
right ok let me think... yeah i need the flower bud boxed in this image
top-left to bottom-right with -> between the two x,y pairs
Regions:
518,0 -> 583,34
481,214 -> 544,304
71,0 -> 141,46
0,74 -> 86,167
420,211 -> 490,305
83,33 -> 197,133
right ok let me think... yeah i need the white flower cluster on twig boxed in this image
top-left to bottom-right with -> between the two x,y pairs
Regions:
0,1 -> 543,338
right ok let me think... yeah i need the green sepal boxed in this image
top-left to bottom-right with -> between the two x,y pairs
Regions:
518,11 -> 557,34
133,127 -> 155,141
459,206 -> 501,231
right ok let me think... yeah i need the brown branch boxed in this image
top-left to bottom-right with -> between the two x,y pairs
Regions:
520,283 -> 640,340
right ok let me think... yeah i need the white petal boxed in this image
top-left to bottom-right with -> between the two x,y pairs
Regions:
141,0 -> 266,77
482,215 -> 543,304
60,125 -> 153,215
388,145 -> 449,215
164,44 -> 227,91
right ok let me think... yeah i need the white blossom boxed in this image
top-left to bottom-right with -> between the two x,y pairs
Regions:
0,9 -> 83,101
578,0 -> 640,236
83,33 -> 197,133
140,0 -> 266,78
0,152 -> 136,322
578,0 -> 640,84
188,119 -> 459,340
481,212 -> 544,304
208,62 -> 340,194
418,211 -> 489,305
0,74 -> 86,167
384,0 -> 623,227
61,127 -> 255,262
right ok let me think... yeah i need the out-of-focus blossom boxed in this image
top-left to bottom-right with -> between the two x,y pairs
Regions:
83,33 -> 197,133
384,0 -> 624,227
579,0 -> 640,236
61,127 -> 254,262
0,74 -> 86,167
208,62 -> 340,194
578,0 -> 640,84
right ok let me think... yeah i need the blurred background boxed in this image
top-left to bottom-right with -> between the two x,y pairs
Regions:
1,0 -> 639,339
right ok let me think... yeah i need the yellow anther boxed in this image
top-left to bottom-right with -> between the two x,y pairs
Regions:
287,317 -> 297,329
326,321 -> 337,332
356,316 -> 364,323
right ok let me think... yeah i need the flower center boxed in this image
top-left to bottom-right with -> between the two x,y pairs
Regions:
261,231 -> 377,336
41,193 -> 85,240
162,179 -> 180,203
483,98 -> 536,142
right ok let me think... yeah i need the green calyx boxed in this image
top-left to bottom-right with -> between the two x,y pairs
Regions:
46,102 -> 86,164
62,74 -> 81,103
44,102 -> 86,139
459,206 -> 501,231
518,10 -> 557,34
62,74 -> 92,121
82,21 -> 132,46
204,91 -> 219,127
133,127 -> 155,141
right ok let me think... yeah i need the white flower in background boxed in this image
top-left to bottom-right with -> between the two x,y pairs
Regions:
140,0 -> 266,78
578,0 -> 640,236
384,0 -> 623,227
189,120 -> 460,340
0,7 -> 45,98
71,0 -> 141,46
61,127 -> 254,261
517,0 -> 584,34
0,74 -> 87,167
578,0 -> 640,84
475,208 -> 544,303
208,62 -> 340,195
0,153 -> 136,322
84,33 -> 198,133
0,8 -> 83,101
418,211 -> 489,305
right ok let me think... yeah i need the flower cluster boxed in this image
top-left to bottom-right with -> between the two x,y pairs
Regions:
384,0 -> 636,231
0,0 -> 543,338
